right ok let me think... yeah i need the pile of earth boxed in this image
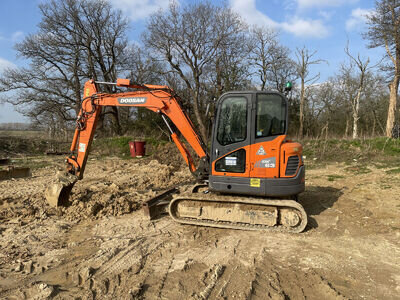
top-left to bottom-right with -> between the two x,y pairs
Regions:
0,158 -> 193,223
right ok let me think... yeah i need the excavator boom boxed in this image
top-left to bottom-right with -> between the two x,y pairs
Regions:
45,79 -> 209,207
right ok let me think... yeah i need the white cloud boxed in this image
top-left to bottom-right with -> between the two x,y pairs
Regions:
11,31 -> 24,42
109,0 -> 170,21
297,0 -> 358,9
318,10 -> 333,21
230,0 -> 278,28
0,58 -> 16,73
346,8 -> 372,31
282,18 -> 329,38
230,0 -> 329,38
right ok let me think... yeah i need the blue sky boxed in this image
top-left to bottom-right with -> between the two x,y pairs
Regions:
0,0 -> 384,123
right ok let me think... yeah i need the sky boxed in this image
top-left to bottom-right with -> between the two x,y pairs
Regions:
0,0 -> 384,123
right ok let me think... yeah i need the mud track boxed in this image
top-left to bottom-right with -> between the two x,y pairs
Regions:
0,157 -> 399,299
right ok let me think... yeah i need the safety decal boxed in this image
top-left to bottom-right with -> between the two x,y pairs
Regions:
85,88 -> 90,97
254,157 -> 276,168
250,178 -> 261,187
78,143 -> 86,153
256,145 -> 266,155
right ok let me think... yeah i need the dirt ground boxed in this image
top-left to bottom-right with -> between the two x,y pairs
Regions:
0,155 -> 399,299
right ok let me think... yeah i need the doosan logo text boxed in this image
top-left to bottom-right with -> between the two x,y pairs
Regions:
118,97 -> 147,104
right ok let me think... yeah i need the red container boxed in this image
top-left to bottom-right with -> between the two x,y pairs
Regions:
129,141 -> 146,158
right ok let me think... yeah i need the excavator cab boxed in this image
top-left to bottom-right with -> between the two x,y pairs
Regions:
209,91 -> 305,197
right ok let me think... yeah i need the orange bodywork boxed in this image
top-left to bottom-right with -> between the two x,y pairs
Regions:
211,135 -> 302,179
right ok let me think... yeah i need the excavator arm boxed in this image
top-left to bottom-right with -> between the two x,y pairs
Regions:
45,78 -> 209,207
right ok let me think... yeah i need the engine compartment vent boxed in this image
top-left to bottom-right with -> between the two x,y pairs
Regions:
285,156 -> 299,176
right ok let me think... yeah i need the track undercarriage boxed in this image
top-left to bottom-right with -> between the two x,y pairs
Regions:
143,185 -> 308,233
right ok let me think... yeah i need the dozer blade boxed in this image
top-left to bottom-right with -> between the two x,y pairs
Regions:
45,172 -> 78,207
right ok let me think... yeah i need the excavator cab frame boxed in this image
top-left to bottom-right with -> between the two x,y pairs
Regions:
209,91 -> 304,197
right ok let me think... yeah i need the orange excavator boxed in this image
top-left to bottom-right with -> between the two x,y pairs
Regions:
45,79 -> 307,233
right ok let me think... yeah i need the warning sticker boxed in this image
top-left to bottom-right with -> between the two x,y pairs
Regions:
85,88 -> 90,97
256,146 -> 266,155
78,143 -> 86,153
250,178 -> 261,187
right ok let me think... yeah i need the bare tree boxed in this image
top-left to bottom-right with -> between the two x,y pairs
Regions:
295,46 -> 325,138
122,47 -> 167,135
312,82 -> 338,138
143,1 -> 246,141
338,63 -> 362,137
249,26 -> 279,91
211,10 -> 250,98
365,0 -> 400,137
0,0 -> 129,134
249,26 -> 296,92
344,44 -> 376,139
360,75 -> 388,136
269,53 -> 297,94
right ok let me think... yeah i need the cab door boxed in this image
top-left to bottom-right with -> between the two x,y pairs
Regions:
211,93 -> 252,177
249,93 -> 288,179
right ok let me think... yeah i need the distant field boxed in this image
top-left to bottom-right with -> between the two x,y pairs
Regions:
0,130 -> 71,156
0,130 -> 47,139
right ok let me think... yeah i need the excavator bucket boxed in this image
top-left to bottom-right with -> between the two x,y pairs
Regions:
45,171 -> 78,207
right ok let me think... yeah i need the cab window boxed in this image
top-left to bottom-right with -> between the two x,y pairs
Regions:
256,94 -> 286,138
217,97 -> 247,146
215,149 -> 246,173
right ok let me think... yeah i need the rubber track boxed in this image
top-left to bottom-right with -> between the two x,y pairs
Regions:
168,195 -> 308,233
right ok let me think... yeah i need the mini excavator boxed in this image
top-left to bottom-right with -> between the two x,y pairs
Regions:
45,79 -> 307,233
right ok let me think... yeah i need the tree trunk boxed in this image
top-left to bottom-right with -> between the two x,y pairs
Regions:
372,112 -> 376,137
260,71 -> 267,91
191,89 -> 208,142
109,106 -> 122,135
344,117 -> 350,138
299,77 -> 305,139
320,122 -> 329,140
325,122 -> 329,140
386,76 -> 399,137
215,58 -> 223,99
352,89 -> 361,139
73,53 -> 82,116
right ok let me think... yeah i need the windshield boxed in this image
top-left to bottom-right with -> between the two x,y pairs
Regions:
217,96 -> 247,146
